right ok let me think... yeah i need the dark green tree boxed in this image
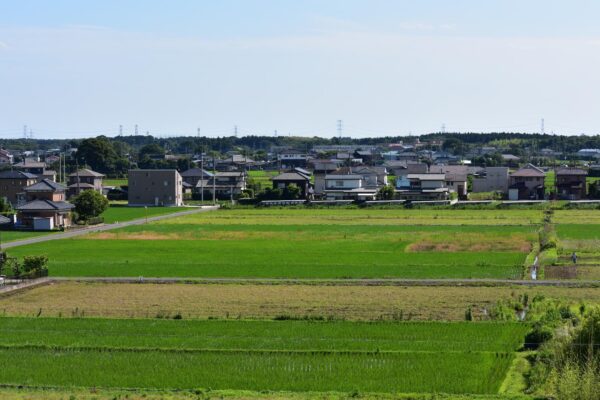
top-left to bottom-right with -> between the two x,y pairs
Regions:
72,190 -> 109,221
377,185 -> 395,200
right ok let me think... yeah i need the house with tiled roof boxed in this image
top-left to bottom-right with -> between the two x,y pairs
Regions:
509,164 -> 545,200
0,170 -> 39,206
67,169 -> 105,198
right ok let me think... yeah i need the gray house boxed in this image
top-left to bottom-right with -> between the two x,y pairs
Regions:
128,169 -> 183,206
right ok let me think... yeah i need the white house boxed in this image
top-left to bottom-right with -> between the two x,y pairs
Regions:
323,174 -> 377,200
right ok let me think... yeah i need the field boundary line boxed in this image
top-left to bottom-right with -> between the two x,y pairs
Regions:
49,276 -> 600,287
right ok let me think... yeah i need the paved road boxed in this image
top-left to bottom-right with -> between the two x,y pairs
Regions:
3,206 -> 219,249
52,276 -> 600,287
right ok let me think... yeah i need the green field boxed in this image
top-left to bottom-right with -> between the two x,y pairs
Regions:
100,205 -> 188,223
103,178 -> 128,187
0,317 -> 527,394
7,208 -> 538,279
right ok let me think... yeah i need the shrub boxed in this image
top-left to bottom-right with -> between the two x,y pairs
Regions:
72,190 -> 109,221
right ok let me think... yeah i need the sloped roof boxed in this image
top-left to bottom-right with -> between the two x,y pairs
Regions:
556,168 -> 587,176
17,199 -> 74,211
24,179 -> 66,192
0,170 -> 38,180
180,168 -> 214,178
272,172 -> 310,181
407,174 -> 446,180
511,165 -> 545,177
14,161 -> 46,168
68,169 -> 104,178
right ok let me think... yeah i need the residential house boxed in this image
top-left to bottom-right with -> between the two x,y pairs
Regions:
508,164 -> 545,200
311,159 -> 344,196
13,159 -> 56,181
0,170 -> 39,206
201,171 -> 247,200
351,166 -> 388,188
277,150 -> 309,169
472,167 -> 509,193
555,168 -> 587,200
429,165 -> 468,199
128,169 -> 183,206
272,170 -> 312,198
16,179 -> 73,230
323,174 -> 377,200
577,149 -> 600,158
0,149 -> 13,165
395,174 -> 449,201
67,169 -> 104,198
501,154 -> 520,167
180,168 -> 214,187
384,161 -> 428,177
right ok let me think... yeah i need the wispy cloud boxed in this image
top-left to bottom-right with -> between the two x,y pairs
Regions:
0,40 -> 8,50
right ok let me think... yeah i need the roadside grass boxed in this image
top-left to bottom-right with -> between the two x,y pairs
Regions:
0,317 -> 526,394
0,230 -> 54,243
100,205 -> 189,224
3,282 -> 600,321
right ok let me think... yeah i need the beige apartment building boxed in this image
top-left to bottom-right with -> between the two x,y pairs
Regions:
128,169 -> 183,206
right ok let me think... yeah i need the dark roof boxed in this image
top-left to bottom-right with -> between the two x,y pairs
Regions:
556,168 -> 587,176
68,169 -> 104,178
24,179 -> 67,192
0,170 -> 38,180
511,168 -> 545,178
272,172 -> 310,181
13,161 -> 46,168
17,200 -> 74,211
180,168 -> 214,178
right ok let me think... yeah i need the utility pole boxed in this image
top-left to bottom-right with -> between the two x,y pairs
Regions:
135,124 -> 139,136
119,125 -> 123,136
200,147 -> 204,203
234,125 -> 238,138
337,120 -> 343,138
212,156 -> 216,205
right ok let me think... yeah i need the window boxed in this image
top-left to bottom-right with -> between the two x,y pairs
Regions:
335,180 -> 344,187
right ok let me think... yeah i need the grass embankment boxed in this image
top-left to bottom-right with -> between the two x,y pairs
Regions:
0,317 -> 527,394
7,209 -> 539,279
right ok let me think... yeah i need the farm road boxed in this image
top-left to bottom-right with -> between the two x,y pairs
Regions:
2,206 -> 219,249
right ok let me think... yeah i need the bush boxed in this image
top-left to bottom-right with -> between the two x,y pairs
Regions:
72,190 -> 109,221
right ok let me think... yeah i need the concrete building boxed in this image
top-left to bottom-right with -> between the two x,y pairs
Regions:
128,169 -> 183,206
472,167 -> 509,193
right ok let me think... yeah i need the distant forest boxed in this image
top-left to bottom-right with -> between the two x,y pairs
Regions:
3,131 -> 600,154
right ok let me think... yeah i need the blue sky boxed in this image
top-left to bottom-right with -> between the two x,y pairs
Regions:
1,0 -> 600,138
